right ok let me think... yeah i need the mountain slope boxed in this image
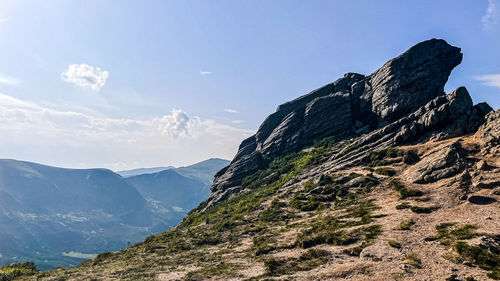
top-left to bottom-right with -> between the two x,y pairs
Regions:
125,158 -> 230,213
11,39 -> 500,281
0,160 -> 153,270
0,159 -> 227,271
117,167 -> 174,178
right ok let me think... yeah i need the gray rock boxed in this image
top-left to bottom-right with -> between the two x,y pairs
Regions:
480,235 -> 500,254
402,141 -> 466,184
475,109 -> 500,149
206,39 -> 490,207
368,38 -> 462,125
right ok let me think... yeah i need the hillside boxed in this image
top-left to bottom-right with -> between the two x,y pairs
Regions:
0,159 -> 227,271
117,167 -> 174,178
126,159 -> 230,219
8,39 -> 500,281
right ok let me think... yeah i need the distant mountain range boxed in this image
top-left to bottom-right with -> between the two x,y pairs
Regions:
117,166 -> 174,178
0,158 -> 229,270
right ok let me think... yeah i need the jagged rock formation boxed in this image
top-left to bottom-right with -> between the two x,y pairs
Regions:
209,38 -> 488,206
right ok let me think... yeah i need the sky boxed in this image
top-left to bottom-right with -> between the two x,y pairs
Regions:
0,0 -> 498,170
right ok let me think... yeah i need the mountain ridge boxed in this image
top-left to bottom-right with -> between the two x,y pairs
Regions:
0,158 -> 227,271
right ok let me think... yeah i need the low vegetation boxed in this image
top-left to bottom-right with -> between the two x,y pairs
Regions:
390,180 -> 423,199
264,249 -> 330,276
398,219 -> 416,230
425,223 -> 500,279
405,252 -> 422,268
0,262 -> 38,280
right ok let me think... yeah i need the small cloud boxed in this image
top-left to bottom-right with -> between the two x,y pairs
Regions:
0,73 -> 20,85
200,71 -> 212,75
61,63 -> 109,91
224,108 -> 239,113
482,0 -> 498,28
0,17 -> 8,23
231,120 -> 244,124
475,73 -> 500,88
154,109 -> 201,138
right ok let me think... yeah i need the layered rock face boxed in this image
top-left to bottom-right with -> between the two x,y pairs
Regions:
209,39 -> 490,206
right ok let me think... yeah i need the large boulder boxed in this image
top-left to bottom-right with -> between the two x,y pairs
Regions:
402,141 -> 466,184
366,39 -> 462,125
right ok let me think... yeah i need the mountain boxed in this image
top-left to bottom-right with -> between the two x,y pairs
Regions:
126,159 -> 229,214
10,39 -> 500,281
117,167 -> 174,178
174,158 -> 231,185
0,160 -> 154,270
0,158 -> 227,271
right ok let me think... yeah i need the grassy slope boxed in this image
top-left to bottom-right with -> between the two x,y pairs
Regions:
10,136 -> 500,281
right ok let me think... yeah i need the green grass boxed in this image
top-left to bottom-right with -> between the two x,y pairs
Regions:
398,219 -> 415,230
455,242 -> 500,278
424,223 -> 500,278
405,252 -> 422,268
390,180 -> 423,199
290,194 -> 323,211
259,199 -> 293,222
410,206 -> 436,214
374,167 -> 396,176
425,223 -> 481,245
388,240 -> 402,249
367,147 -> 403,167
0,262 -> 39,279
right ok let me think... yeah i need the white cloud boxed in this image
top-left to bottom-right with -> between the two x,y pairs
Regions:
153,109 -> 201,138
482,0 -> 498,28
0,18 -> 8,24
224,108 -> 239,113
61,64 -> 109,91
0,73 -> 20,85
475,73 -> 500,88
232,120 -> 244,124
200,71 -> 212,75
0,93 -> 254,169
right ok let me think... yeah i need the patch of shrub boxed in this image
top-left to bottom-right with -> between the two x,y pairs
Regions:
426,223 -> 481,246
388,240 -> 402,249
455,242 -> 500,271
410,206 -> 437,214
367,147 -> 403,166
398,219 -> 415,230
264,249 -> 329,276
396,202 -> 412,209
0,262 -> 38,279
290,194 -> 322,212
405,252 -> 422,268
390,180 -> 423,199
260,200 -> 292,222
374,167 -> 396,176
253,233 -> 278,256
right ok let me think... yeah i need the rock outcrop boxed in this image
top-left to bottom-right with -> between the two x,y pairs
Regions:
402,141 -> 466,184
208,38 -> 490,207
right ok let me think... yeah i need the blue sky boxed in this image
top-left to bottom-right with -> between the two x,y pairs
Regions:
0,0 -> 498,170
